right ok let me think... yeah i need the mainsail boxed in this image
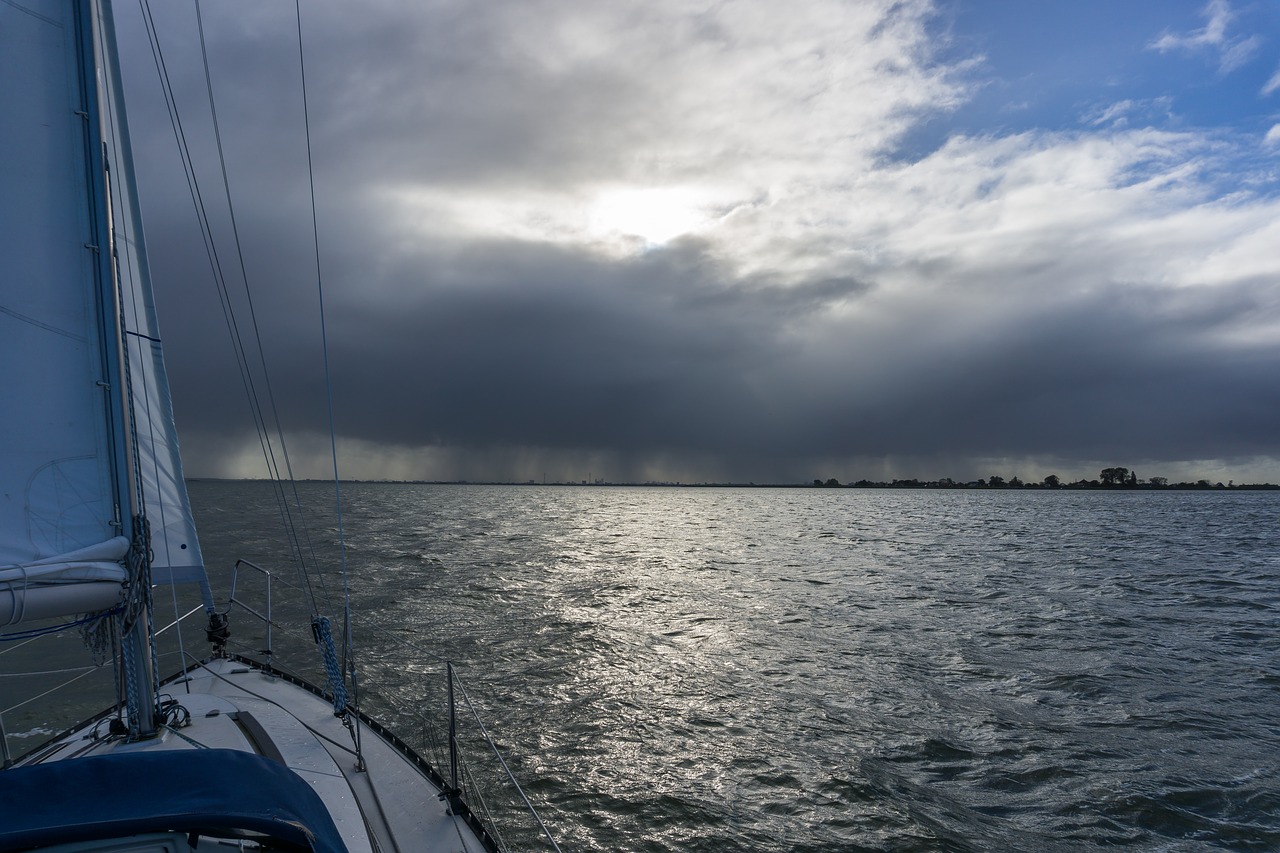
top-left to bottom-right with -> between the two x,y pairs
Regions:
0,0 -> 209,627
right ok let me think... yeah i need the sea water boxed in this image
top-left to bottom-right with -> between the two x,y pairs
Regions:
7,482 -> 1279,851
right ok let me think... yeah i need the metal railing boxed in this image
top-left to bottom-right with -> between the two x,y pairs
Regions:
221,560 -> 561,852
227,559 -> 272,667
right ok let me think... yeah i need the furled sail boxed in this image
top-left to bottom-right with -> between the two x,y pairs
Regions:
0,0 -> 210,626
97,1 -> 210,608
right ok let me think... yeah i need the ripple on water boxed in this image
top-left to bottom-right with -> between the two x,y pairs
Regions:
170,483 -> 1280,853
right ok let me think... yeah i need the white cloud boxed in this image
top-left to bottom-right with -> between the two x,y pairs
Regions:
1263,65 -> 1280,96
1087,100 -> 1135,127
1151,0 -> 1233,51
1218,34 -> 1261,73
852,131 -> 1228,281
362,0 -> 969,268
356,0 -> 1280,318
1149,0 -> 1259,73
1265,124 -> 1280,146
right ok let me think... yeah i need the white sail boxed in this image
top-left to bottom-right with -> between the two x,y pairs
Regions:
0,1 -> 121,576
97,1 -> 210,606
0,0 -> 211,623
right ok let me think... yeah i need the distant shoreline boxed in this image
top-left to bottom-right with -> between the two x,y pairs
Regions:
187,478 -> 1280,490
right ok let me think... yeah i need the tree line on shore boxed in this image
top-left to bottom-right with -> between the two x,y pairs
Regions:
813,467 -> 1279,490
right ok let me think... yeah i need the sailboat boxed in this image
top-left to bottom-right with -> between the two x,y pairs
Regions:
0,3 -> 535,851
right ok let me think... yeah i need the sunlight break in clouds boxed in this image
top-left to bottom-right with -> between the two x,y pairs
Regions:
586,187 -> 713,246
373,0 -> 965,269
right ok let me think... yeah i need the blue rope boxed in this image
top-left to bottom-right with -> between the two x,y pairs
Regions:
0,607 -> 123,642
311,616 -> 348,715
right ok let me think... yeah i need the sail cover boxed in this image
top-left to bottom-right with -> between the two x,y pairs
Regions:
0,0 -> 211,622
0,749 -> 347,853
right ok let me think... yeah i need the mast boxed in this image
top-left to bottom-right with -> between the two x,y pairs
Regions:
93,0 -> 213,736
81,0 -> 156,737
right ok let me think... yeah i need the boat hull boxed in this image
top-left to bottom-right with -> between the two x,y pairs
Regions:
10,657 -> 498,853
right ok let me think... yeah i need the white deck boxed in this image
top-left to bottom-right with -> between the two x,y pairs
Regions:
24,658 -> 494,853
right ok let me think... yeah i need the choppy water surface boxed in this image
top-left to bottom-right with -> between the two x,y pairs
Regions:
190,484 -> 1280,851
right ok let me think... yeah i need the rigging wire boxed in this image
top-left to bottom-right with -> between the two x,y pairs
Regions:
0,632 -> 46,656
134,0 -> 281,509
137,0 -> 302,598
293,0 -> 363,760
455,675 -> 564,853
136,0 -> 332,616
142,0 -> 362,745
292,0 -> 349,623
192,0 -> 331,615
0,608 -> 123,644
0,666 -> 97,678
0,665 -> 109,716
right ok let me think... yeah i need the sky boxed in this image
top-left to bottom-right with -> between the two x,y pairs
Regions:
113,0 -> 1280,485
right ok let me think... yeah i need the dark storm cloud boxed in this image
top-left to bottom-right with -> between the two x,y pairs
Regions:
116,1 -> 1280,482
162,234 -> 870,454
809,284 -> 1280,462
156,220 -> 1280,480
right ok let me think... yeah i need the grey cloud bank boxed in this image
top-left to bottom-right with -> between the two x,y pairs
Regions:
119,0 -> 1280,484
